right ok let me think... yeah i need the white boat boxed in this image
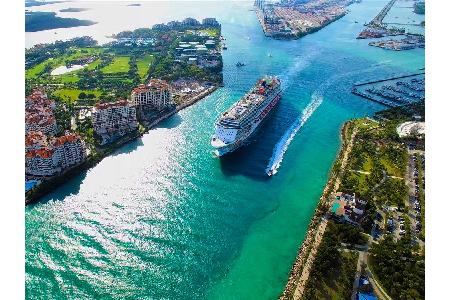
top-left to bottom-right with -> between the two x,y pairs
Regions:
211,76 -> 282,156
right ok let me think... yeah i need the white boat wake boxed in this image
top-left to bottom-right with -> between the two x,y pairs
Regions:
265,92 -> 323,176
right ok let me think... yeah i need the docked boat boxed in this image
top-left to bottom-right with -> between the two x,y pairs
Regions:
211,76 -> 282,156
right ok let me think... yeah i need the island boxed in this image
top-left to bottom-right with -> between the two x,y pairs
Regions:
25,11 -> 96,32
59,8 -> 90,13
25,17 -> 223,203
254,0 -> 359,39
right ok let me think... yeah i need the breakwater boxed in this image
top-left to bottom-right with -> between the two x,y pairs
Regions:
280,121 -> 355,299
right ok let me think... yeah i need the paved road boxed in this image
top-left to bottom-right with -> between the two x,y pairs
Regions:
350,236 -> 393,300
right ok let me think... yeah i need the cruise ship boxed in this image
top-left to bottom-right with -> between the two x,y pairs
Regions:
211,76 -> 282,156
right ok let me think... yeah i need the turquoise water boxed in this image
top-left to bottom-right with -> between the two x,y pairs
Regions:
25,1 -> 424,299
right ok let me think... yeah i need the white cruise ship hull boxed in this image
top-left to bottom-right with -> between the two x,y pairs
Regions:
212,91 -> 281,156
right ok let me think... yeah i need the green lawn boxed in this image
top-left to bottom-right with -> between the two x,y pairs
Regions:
362,157 -> 373,173
52,89 -> 103,103
26,60 -> 51,79
199,28 -> 220,37
58,73 -> 80,83
86,58 -> 102,70
101,56 -> 130,74
26,47 -> 103,80
136,54 -> 154,80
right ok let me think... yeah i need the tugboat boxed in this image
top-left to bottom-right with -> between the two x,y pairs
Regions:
236,62 -> 246,67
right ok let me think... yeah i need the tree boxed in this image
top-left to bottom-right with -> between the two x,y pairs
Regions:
78,92 -> 87,99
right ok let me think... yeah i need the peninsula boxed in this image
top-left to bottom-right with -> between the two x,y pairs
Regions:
25,11 -> 96,32
254,0 -> 359,39
281,102 -> 425,300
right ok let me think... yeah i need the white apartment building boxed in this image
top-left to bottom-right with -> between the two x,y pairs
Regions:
25,133 -> 87,177
25,148 -> 61,177
131,79 -> 174,111
92,99 -> 138,136
52,134 -> 87,169
25,112 -> 58,136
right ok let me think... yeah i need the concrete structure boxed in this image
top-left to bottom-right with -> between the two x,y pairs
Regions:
25,131 -> 49,151
202,18 -> 220,27
25,133 -> 87,177
330,192 -> 368,225
52,133 -> 87,169
397,121 -> 425,139
25,89 -> 58,136
92,99 -> 138,145
182,17 -> 200,27
25,110 -> 57,136
131,79 -> 174,111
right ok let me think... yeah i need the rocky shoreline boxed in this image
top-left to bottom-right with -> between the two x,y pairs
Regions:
279,121 -> 353,299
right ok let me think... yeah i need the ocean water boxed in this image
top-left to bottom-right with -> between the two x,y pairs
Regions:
25,1 -> 424,299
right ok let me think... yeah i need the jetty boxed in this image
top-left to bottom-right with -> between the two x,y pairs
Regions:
369,0 -> 397,27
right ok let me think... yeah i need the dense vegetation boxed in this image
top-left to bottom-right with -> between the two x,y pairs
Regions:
370,236 -> 425,299
26,22 -> 222,103
341,117 -> 408,209
25,11 -> 96,32
302,221 -> 361,300
375,100 -> 425,122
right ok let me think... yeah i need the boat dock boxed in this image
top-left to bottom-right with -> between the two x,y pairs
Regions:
352,72 -> 425,108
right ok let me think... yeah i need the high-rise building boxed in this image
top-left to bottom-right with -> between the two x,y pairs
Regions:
92,99 -> 138,144
131,79 -> 174,111
202,18 -> 220,27
25,133 -> 87,176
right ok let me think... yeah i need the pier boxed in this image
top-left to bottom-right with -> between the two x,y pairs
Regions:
369,0 -> 397,26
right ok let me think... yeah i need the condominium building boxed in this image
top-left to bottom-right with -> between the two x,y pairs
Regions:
25,89 -> 55,111
25,89 -> 57,136
92,99 -> 138,144
25,133 -> 87,177
131,79 -> 174,111
25,148 -> 61,177
202,18 -> 220,27
182,17 -> 200,27
25,131 -> 49,151
25,110 -> 58,136
52,133 -> 87,169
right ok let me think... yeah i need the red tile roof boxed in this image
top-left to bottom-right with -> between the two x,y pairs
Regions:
95,99 -> 129,109
132,79 -> 171,94
52,133 -> 81,147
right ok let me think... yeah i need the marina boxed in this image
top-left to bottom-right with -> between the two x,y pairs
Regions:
352,72 -> 424,107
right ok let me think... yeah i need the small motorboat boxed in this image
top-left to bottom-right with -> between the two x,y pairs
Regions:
236,62 -> 246,67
